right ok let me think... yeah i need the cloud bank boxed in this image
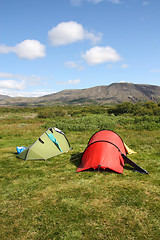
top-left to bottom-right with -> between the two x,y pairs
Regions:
65,61 -> 84,70
0,72 -> 51,97
0,80 -> 25,90
0,79 -> 52,97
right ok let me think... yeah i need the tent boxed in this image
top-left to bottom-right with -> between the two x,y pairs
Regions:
76,130 -> 148,174
17,127 -> 71,160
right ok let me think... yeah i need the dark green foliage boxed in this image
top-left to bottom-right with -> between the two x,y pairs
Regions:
108,102 -> 134,115
44,115 -> 117,132
0,106 -> 42,114
108,101 -> 160,116
117,115 -> 160,130
38,107 -> 66,118
37,105 -> 108,118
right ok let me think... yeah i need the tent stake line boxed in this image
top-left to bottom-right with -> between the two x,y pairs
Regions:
122,154 -> 148,174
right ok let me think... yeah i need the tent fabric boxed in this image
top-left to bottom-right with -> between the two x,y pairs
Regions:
77,130 -> 126,173
46,133 -> 62,152
124,143 -> 137,155
77,141 -> 124,173
17,127 -> 71,160
77,130 -> 136,174
77,129 -> 148,174
87,130 -> 126,155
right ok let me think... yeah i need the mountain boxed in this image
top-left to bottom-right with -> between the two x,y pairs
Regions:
0,83 -> 160,106
0,94 -> 11,99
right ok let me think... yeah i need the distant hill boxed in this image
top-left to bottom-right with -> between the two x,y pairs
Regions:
0,83 -> 160,106
0,94 -> 11,99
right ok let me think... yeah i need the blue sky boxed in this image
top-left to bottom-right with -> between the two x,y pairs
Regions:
0,0 -> 160,97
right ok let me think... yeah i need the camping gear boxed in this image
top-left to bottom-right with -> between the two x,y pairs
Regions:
76,130 -> 148,174
124,143 -> 137,155
16,146 -> 27,154
17,127 -> 71,160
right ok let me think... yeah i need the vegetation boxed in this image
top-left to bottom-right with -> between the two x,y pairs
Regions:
0,102 -> 160,239
108,101 -> 160,116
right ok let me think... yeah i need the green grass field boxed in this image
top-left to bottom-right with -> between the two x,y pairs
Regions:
0,106 -> 160,240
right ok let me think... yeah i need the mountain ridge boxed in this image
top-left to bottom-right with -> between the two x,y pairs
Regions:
0,83 -> 160,106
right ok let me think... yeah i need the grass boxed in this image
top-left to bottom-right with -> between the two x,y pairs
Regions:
0,106 -> 160,240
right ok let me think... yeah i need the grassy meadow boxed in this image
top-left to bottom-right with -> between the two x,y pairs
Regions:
0,104 -> 160,240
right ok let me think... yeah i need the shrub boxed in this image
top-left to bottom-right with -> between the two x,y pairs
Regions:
125,116 -> 160,130
37,107 -> 66,118
108,102 -> 134,115
108,101 -> 160,116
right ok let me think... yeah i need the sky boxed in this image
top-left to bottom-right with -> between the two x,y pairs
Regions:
0,0 -> 160,97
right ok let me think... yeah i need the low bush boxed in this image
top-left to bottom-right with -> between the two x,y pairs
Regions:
108,101 -> 160,116
37,107 -> 66,118
42,114 -> 117,132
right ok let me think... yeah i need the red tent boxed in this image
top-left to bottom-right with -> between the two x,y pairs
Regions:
76,130 -> 148,174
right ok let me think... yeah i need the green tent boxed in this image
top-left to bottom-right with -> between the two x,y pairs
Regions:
17,127 -> 71,160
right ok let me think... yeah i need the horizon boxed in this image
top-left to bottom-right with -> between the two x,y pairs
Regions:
1,82 -> 159,99
0,0 -> 160,97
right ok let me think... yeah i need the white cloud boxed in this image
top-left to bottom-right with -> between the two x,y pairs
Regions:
0,72 -> 13,78
150,69 -> 160,73
57,79 -> 80,85
0,45 -> 12,54
88,0 -> 103,3
0,80 -> 25,90
107,64 -> 114,69
0,73 -> 53,97
68,79 -> 80,84
14,40 -> 46,59
65,61 -> 84,70
70,0 -> 82,6
108,0 -> 121,4
120,81 -> 132,84
85,30 -> 102,45
70,0 -> 103,6
0,88 -> 53,97
48,21 -> 84,46
82,46 -> 121,65
48,21 -> 102,46
0,72 -> 48,86
15,90 -> 53,97
121,64 -> 129,69
142,1 -> 149,6
0,40 -> 46,60
70,0 -> 122,6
